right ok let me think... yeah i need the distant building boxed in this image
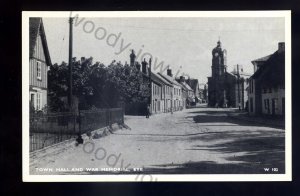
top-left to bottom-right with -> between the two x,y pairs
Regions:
186,78 -> 200,104
203,84 -> 208,103
29,18 -> 52,111
176,76 -> 194,108
207,40 -> 247,108
248,42 -> 285,116
153,72 -> 173,113
129,51 -> 176,114
231,67 -> 251,110
158,69 -> 183,112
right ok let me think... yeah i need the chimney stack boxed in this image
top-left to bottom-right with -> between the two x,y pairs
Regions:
180,76 -> 185,83
136,62 -> 141,71
167,68 -> 172,77
130,50 -> 136,66
142,58 -> 148,74
81,57 -> 86,63
278,42 -> 285,53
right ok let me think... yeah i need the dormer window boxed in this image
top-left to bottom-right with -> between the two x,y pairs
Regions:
37,61 -> 42,80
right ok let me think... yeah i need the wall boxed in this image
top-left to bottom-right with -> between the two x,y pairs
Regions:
151,82 -> 162,113
30,88 -> 47,110
248,78 -> 256,115
30,32 -> 48,89
172,85 -> 182,110
261,88 -> 285,115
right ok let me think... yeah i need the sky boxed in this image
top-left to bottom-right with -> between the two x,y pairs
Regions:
42,17 -> 285,85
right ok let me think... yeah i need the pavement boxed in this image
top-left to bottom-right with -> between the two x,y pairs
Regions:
30,106 -> 285,175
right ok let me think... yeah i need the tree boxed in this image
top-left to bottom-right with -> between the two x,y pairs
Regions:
48,57 -> 150,112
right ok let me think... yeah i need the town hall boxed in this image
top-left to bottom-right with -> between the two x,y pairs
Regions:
207,40 -> 248,108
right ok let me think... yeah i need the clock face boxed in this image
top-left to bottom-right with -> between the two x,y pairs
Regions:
214,52 -> 219,57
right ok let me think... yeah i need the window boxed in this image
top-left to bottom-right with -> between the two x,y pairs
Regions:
250,98 -> 253,112
263,88 -> 267,94
266,99 -> 270,114
36,93 -> 41,110
153,100 -> 155,111
158,101 -> 160,111
37,61 -> 42,80
30,93 -> 35,109
273,98 -> 278,111
264,99 -> 267,109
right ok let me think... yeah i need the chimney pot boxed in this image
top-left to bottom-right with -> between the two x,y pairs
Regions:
167,68 -> 172,77
142,60 -> 148,74
278,42 -> 285,53
180,76 -> 185,82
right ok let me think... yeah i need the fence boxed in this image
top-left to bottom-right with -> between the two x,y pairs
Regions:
30,108 -> 124,152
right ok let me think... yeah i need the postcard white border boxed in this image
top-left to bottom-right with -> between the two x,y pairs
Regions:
22,11 -> 292,182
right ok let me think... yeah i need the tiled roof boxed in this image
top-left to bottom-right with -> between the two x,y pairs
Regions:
152,72 -> 173,86
29,17 -> 52,66
186,79 -> 199,91
251,50 -> 285,87
251,54 -> 271,63
181,82 -> 193,91
157,73 -> 181,87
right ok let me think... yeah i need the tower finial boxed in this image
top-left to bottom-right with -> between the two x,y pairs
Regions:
217,36 -> 221,47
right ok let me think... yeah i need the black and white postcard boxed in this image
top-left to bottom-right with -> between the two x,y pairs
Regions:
22,11 -> 291,181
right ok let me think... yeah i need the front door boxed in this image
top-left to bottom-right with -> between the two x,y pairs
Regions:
30,93 -> 35,109
282,97 -> 285,116
272,99 -> 275,115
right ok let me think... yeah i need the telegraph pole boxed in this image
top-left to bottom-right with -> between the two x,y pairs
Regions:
68,17 -> 74,110
237,64 -> 241,110
149,58 -> 152,108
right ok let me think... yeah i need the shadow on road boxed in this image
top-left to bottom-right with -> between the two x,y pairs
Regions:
144,130 -> 285,174
186,109 -> 283,129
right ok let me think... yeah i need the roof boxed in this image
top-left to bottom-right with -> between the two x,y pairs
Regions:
251,50 -> 285,87
29,17 -> 52,66
157,73 -> 182,87
174,77 -> 193,91
186,79 -> 199,91
251,54 -> 271,64
181,81 -> 193,91
152,72 -> 173,86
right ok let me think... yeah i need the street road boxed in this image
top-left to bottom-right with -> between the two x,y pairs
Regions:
30,106 -> 285,174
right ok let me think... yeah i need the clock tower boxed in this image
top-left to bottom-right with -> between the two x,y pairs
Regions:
211,40 -> 227,77
208,40 -> 228,107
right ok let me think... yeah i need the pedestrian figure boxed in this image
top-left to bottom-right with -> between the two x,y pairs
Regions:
75,133 -> 83,146
146,104 -> 150,118
215,103 -> 219,108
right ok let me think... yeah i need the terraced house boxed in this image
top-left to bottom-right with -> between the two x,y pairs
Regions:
151,72 -> 173,113
176,76 -> 195,108
158,69 -> 183,112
